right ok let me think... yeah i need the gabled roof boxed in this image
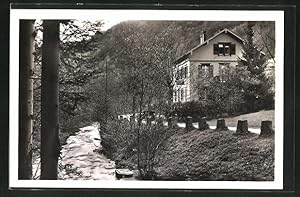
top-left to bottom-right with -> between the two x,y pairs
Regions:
174,28 -> 244,64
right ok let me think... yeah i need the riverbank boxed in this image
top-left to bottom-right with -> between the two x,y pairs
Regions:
156,128 -> 274,181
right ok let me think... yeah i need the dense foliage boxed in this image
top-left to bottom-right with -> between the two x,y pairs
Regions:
237,22 -> 274,112
32,20 -> 104,168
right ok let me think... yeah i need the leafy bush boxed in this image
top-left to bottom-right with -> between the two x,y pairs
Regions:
172,101 -> 215,121
100,119 -> 136,161
100,116 -> 176,178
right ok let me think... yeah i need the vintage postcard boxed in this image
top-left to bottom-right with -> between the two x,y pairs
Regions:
10,8 -> 284,189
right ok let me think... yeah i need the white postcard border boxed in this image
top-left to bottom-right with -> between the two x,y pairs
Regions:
9,9 -> 284,189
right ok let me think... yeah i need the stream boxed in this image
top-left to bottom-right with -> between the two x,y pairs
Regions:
32,123 -> 120,180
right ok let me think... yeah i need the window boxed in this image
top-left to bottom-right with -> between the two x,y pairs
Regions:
174,90 -> 177,102
181,88 -> 184,102
214,43 -> 236,56
199,64 -> 213,78
177,70 -> 181,80
176,66 -> 187,81
185,88 -> 187,101
181,67 -> 188,79
224,44 -> 230,55
199,87 -> 208,100
219,63 -> 230,82
218,43 -> 225,55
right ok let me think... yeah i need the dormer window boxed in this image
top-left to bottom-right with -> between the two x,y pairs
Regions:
214,43 -> 235,56
224,44 -> 230,55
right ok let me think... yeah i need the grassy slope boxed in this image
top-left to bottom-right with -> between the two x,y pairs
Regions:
207,110 -> 275,128
156,129 -> 274,181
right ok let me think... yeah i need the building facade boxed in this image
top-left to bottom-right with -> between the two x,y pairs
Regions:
173,28 -> 244,103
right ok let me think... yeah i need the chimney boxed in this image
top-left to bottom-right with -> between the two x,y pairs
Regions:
200,30 -> 207,44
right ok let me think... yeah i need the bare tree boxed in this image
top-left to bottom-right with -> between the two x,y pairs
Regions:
19,20 -> 35,179
113,23 -> 177,177
40,20 -> 60,179
254,22 -> 275,62
151,26 -> 181,115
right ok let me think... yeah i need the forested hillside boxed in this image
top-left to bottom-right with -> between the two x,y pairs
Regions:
93,20 -> 274,62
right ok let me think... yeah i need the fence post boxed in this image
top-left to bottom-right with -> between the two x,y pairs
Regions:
130,115 -> 135,123
146,117 -> 152,125
260,121 -> 274,137
236,120 -> 249,134
216,119 -> 228,131
168,116 -> 177,129
157,117 -> 164,127
185,116 -> 194,131
198,117 -> 209,131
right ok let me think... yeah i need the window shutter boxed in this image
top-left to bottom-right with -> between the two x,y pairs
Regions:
175,69 -> 179,80
230,44 -> 236,55
181,88 -> 183,101
198,65 -> 202,77
213,44 -> 218,54
179,69 -> 182,79
209,65 -> 214,77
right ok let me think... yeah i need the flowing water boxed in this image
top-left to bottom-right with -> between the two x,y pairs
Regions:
32,123 -> 118,180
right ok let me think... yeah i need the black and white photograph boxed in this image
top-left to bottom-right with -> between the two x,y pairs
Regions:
9,8 -> 284,189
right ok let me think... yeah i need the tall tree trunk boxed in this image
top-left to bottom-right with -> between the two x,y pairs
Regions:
40,20 -> 60,180
19,20 -> 35,179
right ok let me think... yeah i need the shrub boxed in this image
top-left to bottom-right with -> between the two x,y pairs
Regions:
100,119 -> 136,160
172,101 -> 215,121
138,123 -> 174,178
100,115 -> 176,178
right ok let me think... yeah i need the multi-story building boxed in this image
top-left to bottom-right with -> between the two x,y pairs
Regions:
173,28 -> 244,103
